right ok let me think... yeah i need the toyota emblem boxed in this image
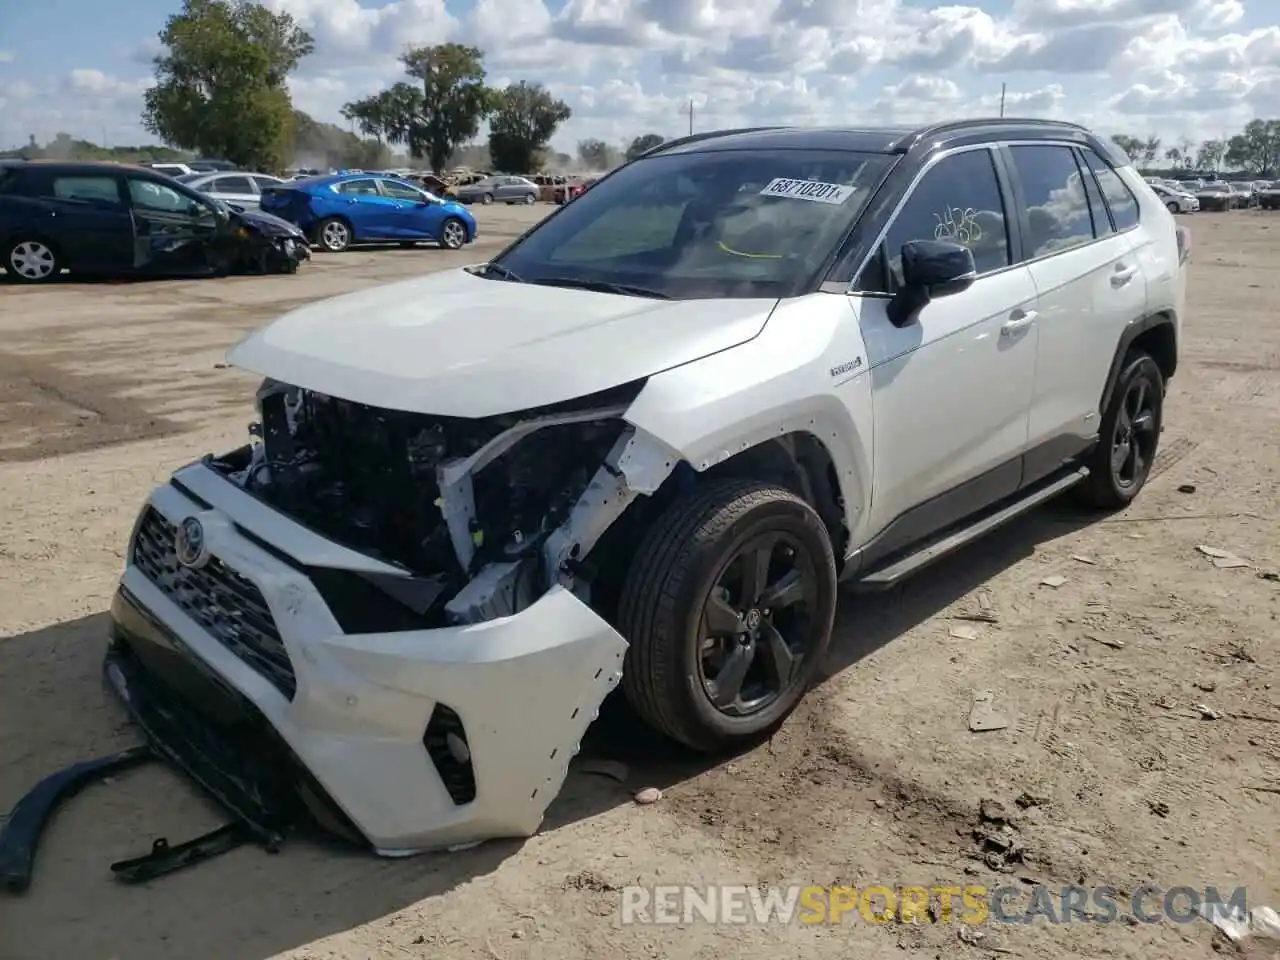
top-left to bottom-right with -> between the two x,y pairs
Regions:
174,516 -> 210,569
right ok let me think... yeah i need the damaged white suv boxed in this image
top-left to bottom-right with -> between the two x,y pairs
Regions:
87,121 -> 1188,868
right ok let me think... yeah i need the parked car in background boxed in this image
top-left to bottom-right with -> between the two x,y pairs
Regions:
177,171 -> 287,210
531,174 -> 568,202
148,162 -> 195,178
0,160 -> 308,283
1194,182 -> 1233,211
187,159 -> 238,173
453,175 -> 539,205
1149,182 -> 1199,213
1257,181 -> 1280,210
553,176 -> 600,204
259,172 -> 478,252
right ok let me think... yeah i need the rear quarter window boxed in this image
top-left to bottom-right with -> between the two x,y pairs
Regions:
1081,149 -> 1140,231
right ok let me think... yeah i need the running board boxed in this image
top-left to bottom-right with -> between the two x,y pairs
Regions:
853,467 -> 1089,591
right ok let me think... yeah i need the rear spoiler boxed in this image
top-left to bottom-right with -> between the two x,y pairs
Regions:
1176,225 -> 1191,266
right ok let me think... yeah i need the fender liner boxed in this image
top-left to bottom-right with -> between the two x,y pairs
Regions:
1099,312 -> 1177,413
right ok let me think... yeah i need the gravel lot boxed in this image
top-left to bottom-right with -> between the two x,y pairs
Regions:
1,206 -> 1277,960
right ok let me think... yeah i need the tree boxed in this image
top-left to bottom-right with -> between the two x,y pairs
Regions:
1195,139 -> 1224,171
399,43 -> 494,172
1108,134 -> 1144,162
487,81 -> 572,173
141,0 -> 314,172
576,137 -> 617,170
1224,119 -> 1280,175
293,110 -> 389,170
625,133 -> 665,161
1139,135 -> 1161,167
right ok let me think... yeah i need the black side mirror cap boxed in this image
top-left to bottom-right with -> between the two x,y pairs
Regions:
886,239 -> 978,328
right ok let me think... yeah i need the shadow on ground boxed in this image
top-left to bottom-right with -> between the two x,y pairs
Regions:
0,503 -> 1098,960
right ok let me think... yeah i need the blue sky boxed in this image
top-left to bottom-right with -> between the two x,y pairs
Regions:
1,0 -> 1277,156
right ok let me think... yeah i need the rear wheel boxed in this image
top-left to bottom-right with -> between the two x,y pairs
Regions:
438,218 -> 467,250
1075,350 -> 1164,509
317,217 -> 351,253
4,237 -> 60,283
618,479 -> 837,752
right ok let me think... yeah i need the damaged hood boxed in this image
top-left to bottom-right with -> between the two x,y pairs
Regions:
227,268 -> 777,417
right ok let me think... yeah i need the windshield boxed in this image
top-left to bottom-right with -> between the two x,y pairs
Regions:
489,148 -> 894,298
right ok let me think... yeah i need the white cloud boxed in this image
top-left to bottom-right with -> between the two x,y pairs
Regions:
3,0 -> 1279,161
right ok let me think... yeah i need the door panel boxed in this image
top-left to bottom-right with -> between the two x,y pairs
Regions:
1006,144 -> 1149,453
125,177 -> 219,273
336,179 -> 396,238
857,269 -> 1040,537
46,175 -> 134,272
378,180 -> 435,239
852,146 -> 1039,542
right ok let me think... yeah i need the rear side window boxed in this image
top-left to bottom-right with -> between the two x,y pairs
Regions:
1077,150 -> 1115,238
214,175 -> 256,194
53,176 -> 123,206
252,176 -> 280,190
1007,145 -> 1094,258
859,148 -> 1011,292
1081,148 -> 1139,230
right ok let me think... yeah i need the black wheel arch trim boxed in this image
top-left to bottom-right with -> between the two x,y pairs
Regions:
1100,312 -> 1177,413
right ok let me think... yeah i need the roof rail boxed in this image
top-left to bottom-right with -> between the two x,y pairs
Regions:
638,126 -> 789,160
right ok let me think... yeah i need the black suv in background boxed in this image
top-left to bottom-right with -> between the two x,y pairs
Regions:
0,160 -> 309,282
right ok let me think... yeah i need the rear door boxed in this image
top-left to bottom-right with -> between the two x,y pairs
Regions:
25,171 -> 135,273
336,177 -> 395,239
1005,142 -> 1148,476
124,175 -> 220,273
208,174 -> 260,209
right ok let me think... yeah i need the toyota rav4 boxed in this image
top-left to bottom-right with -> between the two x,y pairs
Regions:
34,120 -> 1191,873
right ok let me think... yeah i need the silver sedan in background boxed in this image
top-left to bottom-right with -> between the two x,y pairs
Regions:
177,171 -> 287,210
453,175 -> 540,205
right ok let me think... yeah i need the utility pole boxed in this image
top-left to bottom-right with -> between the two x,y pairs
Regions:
688,99 -> 694,136
999,83 -> 1006,118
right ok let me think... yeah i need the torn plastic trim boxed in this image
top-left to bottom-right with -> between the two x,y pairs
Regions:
435,404 -> 631,573
0,745 -> 153,893
542,425 -> 681,586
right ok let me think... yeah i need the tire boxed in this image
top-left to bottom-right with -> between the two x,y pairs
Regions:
438,217 -> 467,250
1075,350 -> 1164,509
618,479 -> 838,752
317,217 -> 351,253
4,236 -> 61,283
524,192 -> 536,205
481,192 -> 494,205
1166,200 -> 1179,214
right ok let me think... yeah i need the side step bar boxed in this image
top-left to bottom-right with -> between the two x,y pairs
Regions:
854,467 -> 1089,592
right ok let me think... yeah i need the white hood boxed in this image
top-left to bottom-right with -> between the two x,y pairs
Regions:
227,268 -> 777,417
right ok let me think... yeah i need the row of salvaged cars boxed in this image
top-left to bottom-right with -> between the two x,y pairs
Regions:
0,158 -> 506,283
1145,175 -> 1280,213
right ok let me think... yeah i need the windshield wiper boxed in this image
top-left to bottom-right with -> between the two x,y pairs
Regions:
528,276 -> 672,299
479,261 -> 523,282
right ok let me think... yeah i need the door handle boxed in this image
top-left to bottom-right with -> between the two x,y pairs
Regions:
1111,263 -> 1138,286
1000,310 -> 1038,337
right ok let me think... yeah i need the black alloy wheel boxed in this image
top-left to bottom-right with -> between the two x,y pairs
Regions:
1076,350 -> 1164,509
698,532 -> 820,717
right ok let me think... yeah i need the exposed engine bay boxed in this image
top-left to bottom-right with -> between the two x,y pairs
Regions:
208,379 -> 645,625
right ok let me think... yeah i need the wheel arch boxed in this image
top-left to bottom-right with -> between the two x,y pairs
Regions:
1100,312 -> 1178,412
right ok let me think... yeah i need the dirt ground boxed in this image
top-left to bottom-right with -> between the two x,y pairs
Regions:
1,206 -> 1277,960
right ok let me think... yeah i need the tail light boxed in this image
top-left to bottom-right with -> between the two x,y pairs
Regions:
1176,225 -> 1191,265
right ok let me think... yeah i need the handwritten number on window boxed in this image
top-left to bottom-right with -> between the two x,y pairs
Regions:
933,207 -> 982,245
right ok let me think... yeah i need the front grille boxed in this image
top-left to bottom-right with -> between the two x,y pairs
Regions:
131,507 -> 297,699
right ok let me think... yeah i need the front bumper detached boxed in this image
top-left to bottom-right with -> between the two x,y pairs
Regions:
109,468 -> 627,855
1,465 -> 629,889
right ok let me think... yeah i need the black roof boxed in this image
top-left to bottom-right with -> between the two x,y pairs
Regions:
0,158 -> 160,176
648,118 -> 1127,166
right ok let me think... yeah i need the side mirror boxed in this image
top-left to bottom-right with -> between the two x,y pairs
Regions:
886,239 -> 977,328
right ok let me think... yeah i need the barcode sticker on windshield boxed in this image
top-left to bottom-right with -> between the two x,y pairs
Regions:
759,178 -> 855,205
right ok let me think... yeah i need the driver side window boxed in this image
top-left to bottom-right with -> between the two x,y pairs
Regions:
379,180 -> 424,201
857,149 -> 1011,294
127,178 -> 190,213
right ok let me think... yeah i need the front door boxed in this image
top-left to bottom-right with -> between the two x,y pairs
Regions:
125,176 -> 220,273
377,179 -> 434,239
851,146 -> 1040,544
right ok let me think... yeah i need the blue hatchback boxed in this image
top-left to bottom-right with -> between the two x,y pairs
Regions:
259,172 -> 478,253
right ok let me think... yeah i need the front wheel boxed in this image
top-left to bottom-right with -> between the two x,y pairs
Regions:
438,217 -> 467,250
317,217 -> 351,253
1075,350 -> 1164,509
1167,200 -> 1180,214
618,479 -> 837,752
4,237 -> 61,283
524,192 -> 536,205
481,192 -> 494,205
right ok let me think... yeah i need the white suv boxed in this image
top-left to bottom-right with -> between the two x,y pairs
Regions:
90,120 -> 1188,864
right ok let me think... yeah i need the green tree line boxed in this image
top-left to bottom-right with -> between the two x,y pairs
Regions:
1111,120 -> 1280,176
